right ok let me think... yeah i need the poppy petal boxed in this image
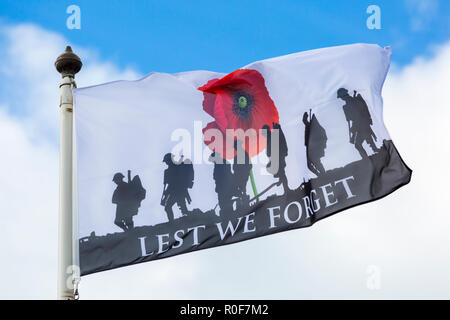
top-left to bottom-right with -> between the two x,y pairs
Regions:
199,69 -> 279,158
202,121 -> 236,160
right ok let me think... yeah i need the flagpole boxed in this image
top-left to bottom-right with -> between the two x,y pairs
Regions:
55,46 -> 82,300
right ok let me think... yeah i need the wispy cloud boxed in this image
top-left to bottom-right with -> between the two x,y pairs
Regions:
404,0 -> 439,31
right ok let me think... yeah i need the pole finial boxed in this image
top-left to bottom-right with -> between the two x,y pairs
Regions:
55,46 -> 82,78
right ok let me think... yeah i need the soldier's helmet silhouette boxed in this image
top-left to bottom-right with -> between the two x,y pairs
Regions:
337,88 -> 349,99
163,153 -> 173,164
113,172 -> 125,182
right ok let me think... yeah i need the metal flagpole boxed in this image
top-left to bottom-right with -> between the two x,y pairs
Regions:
55,46 -> 82,300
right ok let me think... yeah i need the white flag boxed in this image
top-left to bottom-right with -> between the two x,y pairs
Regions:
74,43 -> 411,275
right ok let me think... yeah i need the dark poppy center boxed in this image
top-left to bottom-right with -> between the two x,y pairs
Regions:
232,91 -> 254,119
238,96 -> 247,108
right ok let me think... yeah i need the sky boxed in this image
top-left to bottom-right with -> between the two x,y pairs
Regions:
1,0 -> 449,73
0,0 -> 449,299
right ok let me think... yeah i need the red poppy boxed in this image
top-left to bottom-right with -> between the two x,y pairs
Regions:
198,69 -> 279,159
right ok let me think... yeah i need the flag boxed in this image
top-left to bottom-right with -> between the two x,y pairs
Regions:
74,44 -> 411,276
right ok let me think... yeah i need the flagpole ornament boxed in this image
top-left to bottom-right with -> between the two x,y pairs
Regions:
55,46 -> 82,300
55,46 -> 82,78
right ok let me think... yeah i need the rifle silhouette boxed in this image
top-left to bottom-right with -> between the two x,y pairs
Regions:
248,181 -> 281,203
160,184 -> 168,206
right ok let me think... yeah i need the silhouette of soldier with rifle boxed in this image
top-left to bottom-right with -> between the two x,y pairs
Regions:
262,122 -> 289,193
233,140 -> 252,208
112,170 -> 146,232
208,151 -> 234,216
161,153 -> 194,222
337,88 -> 380,158
302,110 -> 327,176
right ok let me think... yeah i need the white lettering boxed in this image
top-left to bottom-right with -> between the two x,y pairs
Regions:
335,176 -> 356,199
284,201 -> 303,224
216,218 -> 243,240
267,206 -> 281,229
138,236 -> 154,257
320,183 -> 338,208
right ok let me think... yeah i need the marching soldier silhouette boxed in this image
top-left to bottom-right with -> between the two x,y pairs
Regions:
262,122 -> 289,192
233,140 -> 252,207
209,151 -> 234,216
337,88 -> 380,158
161,153 -> 194,222
302,110 -> 327,176
112,170 -> 146,232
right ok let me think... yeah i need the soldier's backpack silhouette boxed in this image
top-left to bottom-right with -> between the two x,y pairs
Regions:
181,159 -> 194,189
337,88 -> 380,158
112,170 -> 147,232
303,111 -> 327,176
161,154 -> 194,222
178,158 -> 194,204
209,152 -> 235,216
232,140 -> 252,199
128,171 -> 146,207
262,122 -> 289,193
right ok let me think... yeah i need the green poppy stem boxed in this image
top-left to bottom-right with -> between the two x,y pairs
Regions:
249,168 -> 259,202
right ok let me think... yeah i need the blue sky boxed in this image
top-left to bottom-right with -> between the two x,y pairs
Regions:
1,0 -> 449,73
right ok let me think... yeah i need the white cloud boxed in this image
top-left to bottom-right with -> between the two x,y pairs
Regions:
0,23 -> 142,299
0,107 -> 58,299
0,23 -> 139,140
0,23 -> 449,299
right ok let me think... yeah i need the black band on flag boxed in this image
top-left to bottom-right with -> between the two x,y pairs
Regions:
80,139 -> 411,276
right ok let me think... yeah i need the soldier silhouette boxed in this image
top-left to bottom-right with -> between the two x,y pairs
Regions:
112,170 -> 146,232
232,140 -> 252,205
302,111 -> 327,176
262,122 -> 289,193
208,151 -> 234,216
161,153 -> 194,222
337,88 -> 380,158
